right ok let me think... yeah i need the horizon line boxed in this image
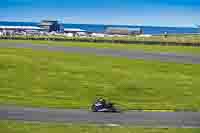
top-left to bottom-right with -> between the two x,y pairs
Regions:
0,20 -> 198,28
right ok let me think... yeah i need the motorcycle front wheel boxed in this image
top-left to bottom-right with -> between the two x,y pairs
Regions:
91,104 -> 97,112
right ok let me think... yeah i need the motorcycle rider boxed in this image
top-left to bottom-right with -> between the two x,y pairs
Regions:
92,98 -> 119,112
94,98 -> 106,110
97,98 -> 106,107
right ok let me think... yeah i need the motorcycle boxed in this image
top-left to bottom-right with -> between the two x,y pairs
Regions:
91,100 -> 120,113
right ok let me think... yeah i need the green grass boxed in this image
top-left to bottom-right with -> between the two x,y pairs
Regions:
0,48 -> 200,110
0,121 -> 199,133
1,39 -> 200,55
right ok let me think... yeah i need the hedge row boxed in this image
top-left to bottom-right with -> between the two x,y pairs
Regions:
1,35 -> 200,47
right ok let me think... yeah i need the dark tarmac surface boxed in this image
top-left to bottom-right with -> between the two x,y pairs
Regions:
0,43 -> 200,64
0,106 -> 200,128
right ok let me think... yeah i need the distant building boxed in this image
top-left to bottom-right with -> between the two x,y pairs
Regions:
64,28 -> 87,33
0,26 -> 42,32
64,28 -> 89,37
0,26 -> 43,36
106,27 -> 143,35
39,20 -> 64,32
198,25 -> 200,32
91,33 -> 105,37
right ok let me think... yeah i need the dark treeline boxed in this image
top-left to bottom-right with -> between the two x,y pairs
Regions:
1,35 -> 200,47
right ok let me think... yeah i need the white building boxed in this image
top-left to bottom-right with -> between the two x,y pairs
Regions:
0,26 -> 43,31
64,33 -> 74,37
64,28 -> 86,33
64,28 -> 89,37
91,33 -> 105,37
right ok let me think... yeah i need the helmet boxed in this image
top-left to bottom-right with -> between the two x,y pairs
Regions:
98,98 -> 106,104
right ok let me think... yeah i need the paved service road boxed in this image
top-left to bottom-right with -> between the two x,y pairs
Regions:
0,43 -> 200,64
0,106 -> 200,128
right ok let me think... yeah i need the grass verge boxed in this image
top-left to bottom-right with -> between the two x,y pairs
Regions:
1,39 -> 200,55
0,121 -> 199,133
0,48 -> 200,110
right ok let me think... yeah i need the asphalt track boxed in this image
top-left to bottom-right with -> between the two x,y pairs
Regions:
0,106 -> 200,128
0,43 -> 200,64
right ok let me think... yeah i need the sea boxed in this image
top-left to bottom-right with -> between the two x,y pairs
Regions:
0,21 -> 199,35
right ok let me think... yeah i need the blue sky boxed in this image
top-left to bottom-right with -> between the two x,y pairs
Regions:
1,0 -> 200,27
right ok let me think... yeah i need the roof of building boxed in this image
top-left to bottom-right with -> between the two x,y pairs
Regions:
64,28 -> 86,32
0,26 -> 43,30
39,23 -> 53,26
39,20 -> 59,26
